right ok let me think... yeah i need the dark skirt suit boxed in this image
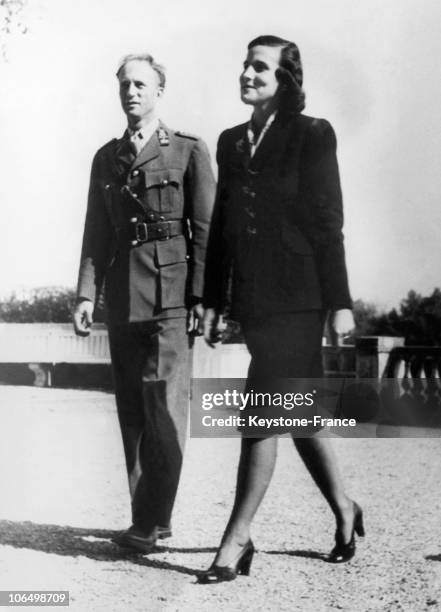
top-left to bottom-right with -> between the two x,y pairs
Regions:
203,112 -> 352,412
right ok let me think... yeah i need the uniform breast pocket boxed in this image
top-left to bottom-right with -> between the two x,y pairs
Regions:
143,168 -> 183,213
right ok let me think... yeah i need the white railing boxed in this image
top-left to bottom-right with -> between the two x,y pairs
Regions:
192,337 -> 250,378
0,323 -> 251,378
0,323 -> 110,364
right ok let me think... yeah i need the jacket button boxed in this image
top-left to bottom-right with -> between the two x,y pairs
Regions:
161,179 -> 169,186
242,186 -> 256,198
147,212 -> 156,221
246,226 -> 257,235
132,169 -> 140,177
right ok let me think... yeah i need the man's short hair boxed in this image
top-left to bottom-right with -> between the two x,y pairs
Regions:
116,53 -> 166,88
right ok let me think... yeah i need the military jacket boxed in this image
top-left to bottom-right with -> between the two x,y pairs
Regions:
77,123 -> 215,324
203,113 -> 352,321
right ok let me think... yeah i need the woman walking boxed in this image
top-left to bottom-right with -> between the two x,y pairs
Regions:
200,35 -> 363,583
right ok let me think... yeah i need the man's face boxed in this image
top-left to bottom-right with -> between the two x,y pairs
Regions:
118,60 -> 163,124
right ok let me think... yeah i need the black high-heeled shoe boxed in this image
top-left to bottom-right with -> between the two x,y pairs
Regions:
197,540 -> 255,584
328,501 -> 365,563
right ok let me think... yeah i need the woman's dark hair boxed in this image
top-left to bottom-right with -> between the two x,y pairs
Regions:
248,35 -> 305,114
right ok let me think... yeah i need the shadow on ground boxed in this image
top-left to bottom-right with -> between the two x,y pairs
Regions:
0,520 -> 217,576
265,549 -> 328,561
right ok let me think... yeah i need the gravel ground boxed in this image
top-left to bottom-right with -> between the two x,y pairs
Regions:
0,386 -> 440,611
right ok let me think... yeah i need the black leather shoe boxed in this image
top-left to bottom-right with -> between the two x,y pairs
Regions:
198,540 -> 255,584
112,526 -> 158,553
113,523 -> 172,549
328,501 -> 365,563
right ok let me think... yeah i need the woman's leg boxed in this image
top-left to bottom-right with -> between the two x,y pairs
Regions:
214,435 -> 277,565
293,437 -> 355,544
249,312 -> 357,546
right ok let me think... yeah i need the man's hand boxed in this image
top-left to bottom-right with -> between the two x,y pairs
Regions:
203,308 -> 225,348
73,299 -> 94,337
187,302 -> 204,336
328,309 -> 355,346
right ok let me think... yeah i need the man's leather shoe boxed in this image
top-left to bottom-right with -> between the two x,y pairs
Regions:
112,524 -> 172,552
112,526 -> 158,553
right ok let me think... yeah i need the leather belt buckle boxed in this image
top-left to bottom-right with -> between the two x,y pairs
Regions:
129,218 -> 179,246
129,217 -> 148,246
135,222 -> 148,242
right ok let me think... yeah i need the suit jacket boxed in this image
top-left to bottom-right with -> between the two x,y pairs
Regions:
77,122 -> 215,325
203,112 -> 352,322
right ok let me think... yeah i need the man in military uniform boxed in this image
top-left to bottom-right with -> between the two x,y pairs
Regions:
73,53 -> 215,552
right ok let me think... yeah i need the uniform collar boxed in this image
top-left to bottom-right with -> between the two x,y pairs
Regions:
112,120 -> 170,176
127,117 -> 160,147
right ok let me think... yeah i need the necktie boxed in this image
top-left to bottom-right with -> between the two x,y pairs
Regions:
129,131 -> 144,156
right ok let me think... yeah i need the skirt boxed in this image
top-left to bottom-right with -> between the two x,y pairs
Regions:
239,311 -> 325,436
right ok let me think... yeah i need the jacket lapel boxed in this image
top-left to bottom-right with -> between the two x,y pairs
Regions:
112,131 -> 134,177
248,117 -> 291,171
131,131 -> 161,169
227,124 -> 250,172
112,122 -> 165,175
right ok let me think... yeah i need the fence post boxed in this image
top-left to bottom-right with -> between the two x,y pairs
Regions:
355,336 -> 405,378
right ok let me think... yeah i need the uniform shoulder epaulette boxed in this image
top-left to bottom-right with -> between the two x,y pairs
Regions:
175,130 -> 199,141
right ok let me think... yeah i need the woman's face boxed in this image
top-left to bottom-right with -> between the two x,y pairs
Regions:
240,45 -> 282,108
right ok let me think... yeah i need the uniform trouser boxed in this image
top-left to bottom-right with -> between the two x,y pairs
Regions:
108,317 -> 191,532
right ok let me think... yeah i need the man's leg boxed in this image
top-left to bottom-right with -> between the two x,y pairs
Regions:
109,319 -> 190,549
108,324 -> 153,536
130,317 -> 190,535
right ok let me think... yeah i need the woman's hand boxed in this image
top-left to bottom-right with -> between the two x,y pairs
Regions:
328,309 -> 355,346
203,308 -> 225,348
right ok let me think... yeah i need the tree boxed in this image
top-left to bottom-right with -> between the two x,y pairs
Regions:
0,287 -> 105,323
352,299 -> 381,336
0,0 -> 28,59
397,289 -> 441,345
0,287 -> 76,322
352,289 -> 441,345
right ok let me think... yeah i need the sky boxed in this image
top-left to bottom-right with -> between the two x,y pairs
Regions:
1,0 -> 440,309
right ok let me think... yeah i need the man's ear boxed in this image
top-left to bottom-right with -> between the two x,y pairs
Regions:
157,86 -> 164,99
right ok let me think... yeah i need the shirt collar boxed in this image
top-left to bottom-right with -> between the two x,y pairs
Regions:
127,117 -> 160,143
246,111 -> 277,156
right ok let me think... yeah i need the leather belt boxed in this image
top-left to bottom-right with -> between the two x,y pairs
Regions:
129,218 -> 185,246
